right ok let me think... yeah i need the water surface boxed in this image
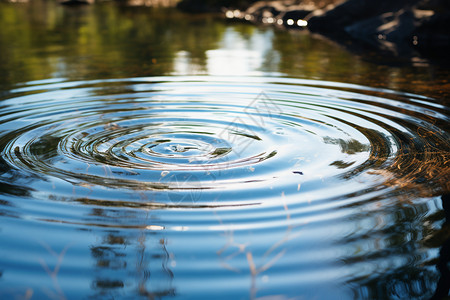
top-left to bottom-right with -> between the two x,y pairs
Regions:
0,2 -> 449,299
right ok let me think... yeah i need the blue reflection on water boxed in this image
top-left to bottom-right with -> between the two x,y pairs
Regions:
0,75 -> 448,299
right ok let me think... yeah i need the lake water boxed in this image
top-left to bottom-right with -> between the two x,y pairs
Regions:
0,1 -> 449,299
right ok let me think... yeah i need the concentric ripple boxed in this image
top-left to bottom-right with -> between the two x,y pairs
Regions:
1,76 -> 448,202
0,76 -> 449,299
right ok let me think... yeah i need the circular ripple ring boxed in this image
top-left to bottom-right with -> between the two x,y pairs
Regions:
0,76 -> 448,205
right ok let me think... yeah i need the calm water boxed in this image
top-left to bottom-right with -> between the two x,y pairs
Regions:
0,1 -> 449,300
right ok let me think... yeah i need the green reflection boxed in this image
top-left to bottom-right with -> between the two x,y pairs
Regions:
0,1 -> 227,84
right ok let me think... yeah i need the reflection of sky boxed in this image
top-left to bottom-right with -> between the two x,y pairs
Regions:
173,28 -> 281,76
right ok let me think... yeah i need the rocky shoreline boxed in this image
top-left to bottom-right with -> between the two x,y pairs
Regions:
181,0 -> 450,62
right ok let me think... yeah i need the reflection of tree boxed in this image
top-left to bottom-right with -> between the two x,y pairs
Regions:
88,208 -> 175,299
28,134 -> 61,161
90,237 -> 127,295
216,192 -> 303,300
342,197 -> 439,299
338,126 -> 448,298
428,194 -> 450,300
335,125 -> 448,298
337,188 -> 450,300
0,156 -> 33,201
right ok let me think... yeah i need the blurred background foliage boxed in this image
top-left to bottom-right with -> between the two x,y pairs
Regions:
0,1 -> 226,85
0,0 -> 448,100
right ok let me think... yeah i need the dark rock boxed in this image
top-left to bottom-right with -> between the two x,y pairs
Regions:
417,0 -> 450,11
244,1 -> 285,21
240,1 -> 318,27
279,9 -> 314,22
302,0 -> 450,59
413,10 -> 450,57
344,8 -> 434,56
306,0 -> 421,32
